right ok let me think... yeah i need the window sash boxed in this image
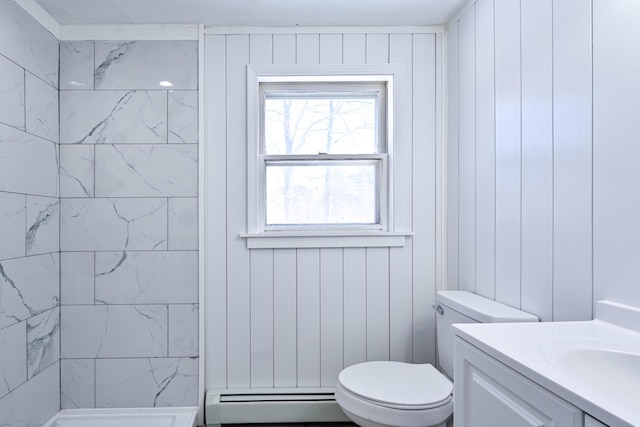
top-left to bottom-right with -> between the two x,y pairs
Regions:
260,82 -> 387,156
258,82 -> 388,232
260,154 -> 388,231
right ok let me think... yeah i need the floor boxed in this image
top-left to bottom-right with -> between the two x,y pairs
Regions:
224,424 -> 357,427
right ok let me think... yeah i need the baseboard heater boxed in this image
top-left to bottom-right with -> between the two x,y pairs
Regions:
205,387 -> 350,426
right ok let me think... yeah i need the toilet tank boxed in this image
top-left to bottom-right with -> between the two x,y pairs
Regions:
434,291 -> 538,379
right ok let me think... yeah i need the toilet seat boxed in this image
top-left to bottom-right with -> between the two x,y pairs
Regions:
338,361 -> 453,409
335,361 -> 453,427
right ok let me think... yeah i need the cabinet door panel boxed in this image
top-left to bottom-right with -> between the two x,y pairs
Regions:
469,367 -> 550,427
585,414 -> 608,427
454,337 -> 582,427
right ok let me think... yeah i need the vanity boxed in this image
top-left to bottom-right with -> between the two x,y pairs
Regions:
453,300 -> 640,427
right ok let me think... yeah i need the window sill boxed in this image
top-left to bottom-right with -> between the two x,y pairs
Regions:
240,231 -> 412,249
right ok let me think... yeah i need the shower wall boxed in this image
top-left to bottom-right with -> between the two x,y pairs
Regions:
58,40 -> 200,409
0,1 -> 61,426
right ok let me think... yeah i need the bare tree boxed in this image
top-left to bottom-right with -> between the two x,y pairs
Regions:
265,96 -> 375,225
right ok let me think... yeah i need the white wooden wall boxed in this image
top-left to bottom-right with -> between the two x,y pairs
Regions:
447,0 -> 593,321
204,30 -> 442,389
593,0 -> 640,309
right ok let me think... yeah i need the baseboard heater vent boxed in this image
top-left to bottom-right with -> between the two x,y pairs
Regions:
205,388 -> 350,426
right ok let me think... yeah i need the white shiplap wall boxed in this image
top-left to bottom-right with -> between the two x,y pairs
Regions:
593,0 -> 640,310
204,30 -> 442,389
447,0 -> 593,321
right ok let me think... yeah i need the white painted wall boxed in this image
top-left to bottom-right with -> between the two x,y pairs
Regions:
204,30 -> 442,389
447,0 -> 593,321
593,0 -> 640,309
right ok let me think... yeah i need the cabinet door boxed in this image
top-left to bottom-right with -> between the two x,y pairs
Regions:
454,337 -> 583,427
585,414 -> 608,427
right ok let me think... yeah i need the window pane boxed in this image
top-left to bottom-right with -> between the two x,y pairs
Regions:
264,97 -> 377,155
265,161 -> 380,226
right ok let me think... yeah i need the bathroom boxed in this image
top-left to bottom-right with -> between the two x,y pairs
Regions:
0,0 -> 638,426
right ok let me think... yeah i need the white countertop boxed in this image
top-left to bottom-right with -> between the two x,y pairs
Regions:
454,319 -> 640,427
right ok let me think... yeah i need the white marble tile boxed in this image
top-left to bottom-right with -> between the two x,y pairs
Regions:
0,0 -> 58,88
0,54 -> 25,129
95,144 -> 198,197
26,196 -> 59,256
169,304 -> 198,357
0,253 -> 59,330
169,91 -> 198,144
0,362 -> 59,427
168,198 -> 198,250
95,41 -> 198,90
60,144 -> 95,197
60,91 -> 168,144
95,357 -> 198,408
0,192 -> 26,260
95,251 -> 198,304
27,307 -> 60,379
61,359 -> 95,409
0,122 -> 59,197
0,321 -> 27,399
60,41 -> 95,90
25,73 -> 58,143
61,252 -> 95,305
60,198 -> 168,251
61,305 -> 168,358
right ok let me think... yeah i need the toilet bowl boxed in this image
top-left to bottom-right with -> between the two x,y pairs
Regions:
335,291 -> 538,427
335,361 -> 452,427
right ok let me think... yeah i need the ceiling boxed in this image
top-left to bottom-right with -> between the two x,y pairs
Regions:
34,0 -> 468,27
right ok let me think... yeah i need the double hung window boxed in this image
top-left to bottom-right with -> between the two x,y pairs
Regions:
260,81 -> 387,230
246,65 -> 408,248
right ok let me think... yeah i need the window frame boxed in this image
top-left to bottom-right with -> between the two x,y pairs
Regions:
260,80 -> 387,231
245,64 -> 411,249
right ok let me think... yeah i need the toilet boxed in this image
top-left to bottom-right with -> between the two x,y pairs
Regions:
335,290 -> 538,427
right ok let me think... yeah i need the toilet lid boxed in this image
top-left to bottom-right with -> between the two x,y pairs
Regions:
338,362 -> 453,410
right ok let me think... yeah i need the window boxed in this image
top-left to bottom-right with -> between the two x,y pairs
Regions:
262,82 -> 387,230
246,65 -> 409,248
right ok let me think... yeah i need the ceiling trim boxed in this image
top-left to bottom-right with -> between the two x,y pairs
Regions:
204,25 -> 445,35
59,24 -> 200,40
13,0 -> 61,39
445,0 -> 477,30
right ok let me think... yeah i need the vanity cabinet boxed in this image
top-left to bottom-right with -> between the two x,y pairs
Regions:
453,336 -> 583,427
585,415 -> 608,427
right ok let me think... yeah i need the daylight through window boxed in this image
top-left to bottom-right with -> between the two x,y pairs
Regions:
260,81 -> 388,230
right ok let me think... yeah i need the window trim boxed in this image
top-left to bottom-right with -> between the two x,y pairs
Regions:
246,64 -> 410,248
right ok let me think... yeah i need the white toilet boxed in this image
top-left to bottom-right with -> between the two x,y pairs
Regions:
335,290 -> 538,427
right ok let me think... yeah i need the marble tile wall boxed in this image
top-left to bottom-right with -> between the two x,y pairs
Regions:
0,1 -> 60,426
58,40 -> 200,409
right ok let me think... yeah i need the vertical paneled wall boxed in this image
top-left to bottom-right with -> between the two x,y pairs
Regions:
593,0 -> 640,309
204,30 -> 441,389
447,0 -> 593,321
58,40 -> 200,408
0,2 -> 61,426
